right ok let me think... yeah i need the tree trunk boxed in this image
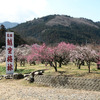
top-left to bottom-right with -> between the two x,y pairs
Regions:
23,61 -> 25,66
33,61 -> 36,65
81,61 -> 85,66
87,62 -> 91,73
54,66 -> 57,72
78,61 -> 83,69
77,60 -> 81,69
49,61 -> 57,72
97,64 -> 100,69
78,64 -> 81,69
77,60 -> 79,68
49,61 -> 53,67
15,58 -> 17,71
59,62 -> 62,67
20,61 -> 22,66
53,61 -> 57,72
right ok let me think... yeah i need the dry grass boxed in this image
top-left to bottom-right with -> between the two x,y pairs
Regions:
0,62 -> 100,79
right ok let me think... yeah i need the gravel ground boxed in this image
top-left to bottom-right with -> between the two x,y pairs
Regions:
0,79 -> 100,100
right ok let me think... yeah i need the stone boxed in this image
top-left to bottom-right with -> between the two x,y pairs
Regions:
29,76 -> 34,83
24,77 -> 28,80
25,76 -> 34,83
24,74 -> 30,77
30,70 -> 44,76
13,73 -> 24,79
4,75 -> 13,79
34,71 -> 43,75
34,72 -> 39,75
38,71 -> 43,75
30,72 -> 35,77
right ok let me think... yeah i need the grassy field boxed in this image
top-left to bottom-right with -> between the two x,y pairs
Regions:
0,62 -> 100,79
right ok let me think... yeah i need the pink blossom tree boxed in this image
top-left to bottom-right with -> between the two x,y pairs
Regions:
54,42 -> 76,67
27,43 -> 59,71
27,42 -> 75,72
27,43 -> 42,64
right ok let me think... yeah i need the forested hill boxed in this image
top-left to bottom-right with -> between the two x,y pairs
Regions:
11,15 -> 100,45
0,25 -> 27,48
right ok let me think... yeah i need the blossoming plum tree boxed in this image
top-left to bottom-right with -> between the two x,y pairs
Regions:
27,42 -> 75,72
14,44 -> 31,71
54,42 -> 75,67
70,46 -> 98,73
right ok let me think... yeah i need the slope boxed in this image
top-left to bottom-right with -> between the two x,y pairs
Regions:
11,15 -> 100,45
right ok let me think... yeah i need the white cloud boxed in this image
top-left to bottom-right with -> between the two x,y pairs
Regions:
0,0 -> 99,22
0,0 -> 48,22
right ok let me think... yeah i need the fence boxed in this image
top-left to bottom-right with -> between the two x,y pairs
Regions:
34,75 -> 100,91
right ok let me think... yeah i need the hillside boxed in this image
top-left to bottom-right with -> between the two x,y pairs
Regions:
11,15 -> 100,45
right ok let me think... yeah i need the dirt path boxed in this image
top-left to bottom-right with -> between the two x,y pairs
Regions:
0,79 -> 100,100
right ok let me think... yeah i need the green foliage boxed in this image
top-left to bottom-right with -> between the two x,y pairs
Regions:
0,26 -> 27,48
0,66 -> 6,75
16,69 -> 34,74
92,68 -> 98,71
0,25 -> 6,48
0,66 -> 34,75
14,32 -> 27,47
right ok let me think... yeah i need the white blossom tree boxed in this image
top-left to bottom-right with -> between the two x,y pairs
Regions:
70,46 -> 98,73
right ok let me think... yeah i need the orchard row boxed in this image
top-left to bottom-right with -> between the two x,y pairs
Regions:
13,42 -> 100,73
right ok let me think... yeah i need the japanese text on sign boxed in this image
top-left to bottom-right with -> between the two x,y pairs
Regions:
6,32 -> 14,74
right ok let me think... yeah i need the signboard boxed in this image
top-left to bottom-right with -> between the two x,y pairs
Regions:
6,32 -> 14,74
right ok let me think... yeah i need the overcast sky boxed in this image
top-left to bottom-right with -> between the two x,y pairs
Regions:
0,0 -> 100,23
